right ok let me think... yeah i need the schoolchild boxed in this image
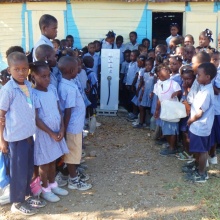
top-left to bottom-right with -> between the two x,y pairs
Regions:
184,34 -> 195,46
66,35 -> 75,49
142,38 -> 150,51
33,14 -> 58,61
177,65 -> 196,160
166,23 -> 179,53
0,52 -> 45,215
154,64 -> 182,156
197,29 -> 213,51
125,31 -> 139,51
120,50 -> 131,106
174,46 -> 185,58
138,44 -> 148,57
187,51 -> 211,105
169,55 -> 183,87
84,42 -> 100,78
169,36 -> 182,55
83,56 -> 98,117
134,58 -> 155,128
187,63 -> 216,183
101,31 -> 116,49
114,35 -> 125,65
209,50 -> 220,164
30,62 -> 69,202
52,39 -> 60,54
155,44 -> 167,57
125,50 -> 139,117
35,44 -> 60,89
184,45 -> 195,65
130,55 -> 146,124
74,58 -> 91,108
0,69 -> 10,88
58,56 -> 92,191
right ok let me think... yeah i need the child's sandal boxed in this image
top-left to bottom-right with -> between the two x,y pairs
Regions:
26,196 -> 47,208
11,202 -> 37,216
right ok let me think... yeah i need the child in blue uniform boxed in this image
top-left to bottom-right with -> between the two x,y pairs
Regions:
187,63 -> 216,183
136,58 -> 155,128
33,14 -> 58,61
126,50 -> 139,118
209,50 -> 220,164
178,65 -> 195,160
58,56 -> 92,191
0,52 -> 45,215
35,45 -> 60,89
169,55 -> 183,87
154,64 -> 182,156
31,62 -> 69,202
131,55 -> 145,124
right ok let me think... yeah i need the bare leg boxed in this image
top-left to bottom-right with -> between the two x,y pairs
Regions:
32,166 -> 39,182
39,164 -> 50,188
209,145 -> 216,158
198,152 -> 208,175
48,161 -> 56,184
139,106 -> 146,124
182,131 -> 190,154
67,164 -> 77,178
168,135 -> 177,150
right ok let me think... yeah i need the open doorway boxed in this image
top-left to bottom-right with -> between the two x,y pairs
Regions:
152,12 -> 183,45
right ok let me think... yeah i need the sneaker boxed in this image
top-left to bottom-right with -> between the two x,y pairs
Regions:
77,171 -> 90,181
0,184 -> 10,206
182,160 -> 196,173
208,156 -> 218,165
41,191 -> 60,203
162,143 -> 169,148
160,148 -> 177,156
96,122 -> 101,127
133,124 -> 143,129
51,186 -> 68,196
11,202 -> 37,216
68,178 -> 92,191
132,119 -> 139,126
185,171 -> 207,183
177,152 -> 193,161
55,172 -> 68,187
26,196 -> 47,208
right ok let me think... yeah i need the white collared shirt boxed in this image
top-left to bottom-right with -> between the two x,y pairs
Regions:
189,83 -> 215,136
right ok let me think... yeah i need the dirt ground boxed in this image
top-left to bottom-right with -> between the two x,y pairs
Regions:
1,113 -> 220,220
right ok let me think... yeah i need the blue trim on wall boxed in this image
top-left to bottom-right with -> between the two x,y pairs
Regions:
63,10 -> 67,38
0,53 -> 7,71
66,4 -> 81,49
146,10 -> 152,48
28,11 -> 34,50
214,2 -> 220,13
185,2 -> 191,12
135,3 -> 148,44
21,3 -> 26,51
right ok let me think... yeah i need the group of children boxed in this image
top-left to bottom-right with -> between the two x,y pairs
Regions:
0,13 -> 220,216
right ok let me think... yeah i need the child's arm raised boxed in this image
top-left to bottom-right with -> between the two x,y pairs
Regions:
35,109 -> 60,142
0,110 -> 8,153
